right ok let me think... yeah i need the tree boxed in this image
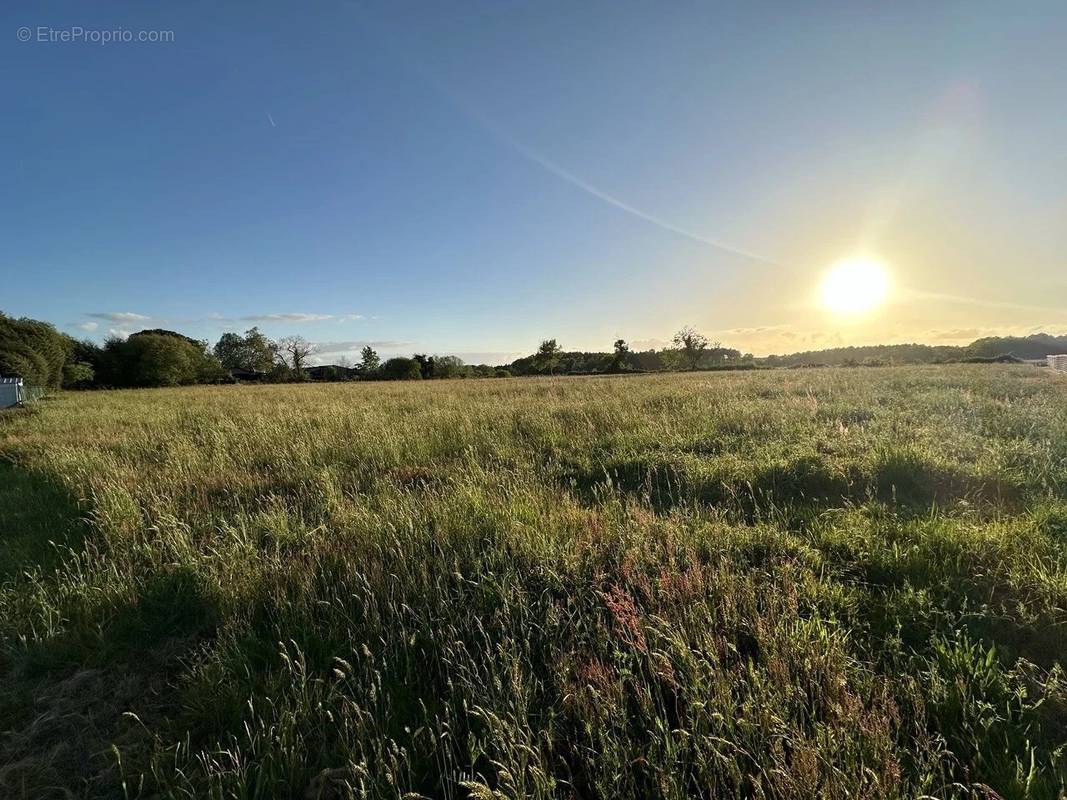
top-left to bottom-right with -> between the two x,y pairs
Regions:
434,355 -> 466,379
380,357 -> 423,380
0,313 -> 73,387
277,336 -> 315,377
100,333 -> 221,387
611,339 -> 631,372
214,327 -> 277,372
536,339 -> 562,375
672,326 -> 708,370
413,354 -> 435,379
359,346 -> 380,374
62,362 -> 95,388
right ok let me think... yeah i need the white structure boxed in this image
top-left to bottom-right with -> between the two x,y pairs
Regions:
0,377 -> 24,408
1049,355 -> 1067,372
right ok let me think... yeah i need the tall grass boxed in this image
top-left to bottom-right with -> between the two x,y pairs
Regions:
1,365 -> 1066,799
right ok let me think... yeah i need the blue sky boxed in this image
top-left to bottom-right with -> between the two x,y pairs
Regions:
3,1 -> 1066,362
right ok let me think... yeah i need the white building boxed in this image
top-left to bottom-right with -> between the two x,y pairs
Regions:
0,377 -> 24,408
1048,355 -> 1067,372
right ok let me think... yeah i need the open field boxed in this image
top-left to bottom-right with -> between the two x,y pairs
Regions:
2,365 -> 1067,799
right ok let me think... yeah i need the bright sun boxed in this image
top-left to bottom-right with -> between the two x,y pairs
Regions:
820,257 -> 890,314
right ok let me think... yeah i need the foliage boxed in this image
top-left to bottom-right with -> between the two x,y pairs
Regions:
379,356 -> 423,380
511,341 -> 745,376
536,338 -> 563,375
673,325 -> 708,370
359,346 -> 380,373
213,327 -> 277,372
966,333 -> 1067,360
2,366 -> 1067,798
0,312 -> 72,387
98,332 -> 224,387
433,354 -> 466,379
62,362 -> 95,388
611,338 -> 631,372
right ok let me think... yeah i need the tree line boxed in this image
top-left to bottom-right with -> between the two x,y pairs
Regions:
2,310 -> 1065,391
0,315 -> 515,389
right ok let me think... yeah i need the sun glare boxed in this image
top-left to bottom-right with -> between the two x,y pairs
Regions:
820,257 -> 890,314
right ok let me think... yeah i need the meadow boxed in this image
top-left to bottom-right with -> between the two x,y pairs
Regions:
1,365 -> 1066,799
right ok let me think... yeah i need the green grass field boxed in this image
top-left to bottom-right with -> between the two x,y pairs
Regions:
2,366 -> 1066,799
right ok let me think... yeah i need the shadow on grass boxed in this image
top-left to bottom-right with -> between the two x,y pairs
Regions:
0,461 -> 221,799
2,563 -> 222,799
0,461 -> 87,581
563,449 -> 1026,520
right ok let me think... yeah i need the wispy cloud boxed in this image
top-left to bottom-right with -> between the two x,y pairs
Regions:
71,321 -> 99,332
108,328 -> 134,340
88,311 -> 150,323
901,289 -> 1067,316
308,340 -> 415,366
314,339 -> 412,355
240,312 -> 335,322
630,338 -> 670,351
723,324 -> 792,337
207,312 -> 365,323
451,351 -> 524,364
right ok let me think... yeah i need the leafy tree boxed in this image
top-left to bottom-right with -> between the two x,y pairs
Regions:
70,339 -> 104,372
359,346 -> 380,374
130,329 -> 203,347
0,313 -> 72,387
966,333 -> 1067,360
214,327 -> 277,372
100,334 -> 194,387
611,339 -> 631,372
62,362 -> 95,388
214,332 -> 245,369
97,330 -> 223,387
413,354 -> 436,379
673,326 -> 708,370
536,339 -> 562,375
380,357 -> 423,380
267,362 -> 295,383
434,355 -> 466,379
631,349 -> 667,372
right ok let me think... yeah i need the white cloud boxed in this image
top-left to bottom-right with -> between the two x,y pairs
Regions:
73,321 -> 99,332
108,328 -> 133,340
88,311 -> 150,323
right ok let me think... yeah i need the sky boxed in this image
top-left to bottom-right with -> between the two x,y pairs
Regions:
3,0 -> 1067,363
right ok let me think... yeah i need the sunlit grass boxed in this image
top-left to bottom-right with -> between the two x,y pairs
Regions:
1,366 -> 1066,799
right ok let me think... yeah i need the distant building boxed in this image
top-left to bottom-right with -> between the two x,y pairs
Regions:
0,377 -> 24,408
228,368 -> 268,382
306,365 -> 361,381
1048,354 -> 1067,372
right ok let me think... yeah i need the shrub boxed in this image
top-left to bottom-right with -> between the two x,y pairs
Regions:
380,357 -> 423,380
